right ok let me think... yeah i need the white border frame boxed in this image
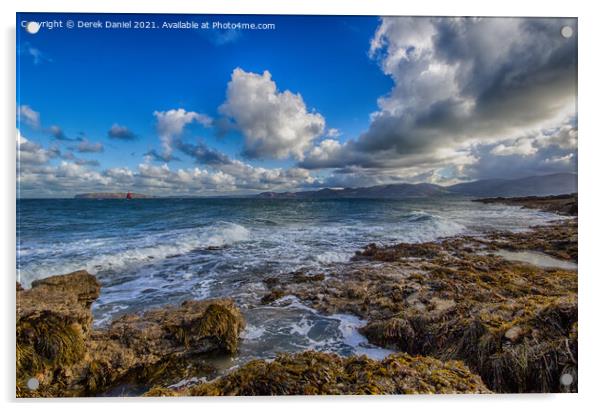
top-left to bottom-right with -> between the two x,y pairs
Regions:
2,1 -> 600,410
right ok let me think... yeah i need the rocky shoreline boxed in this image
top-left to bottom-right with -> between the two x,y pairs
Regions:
474,193 -> 577,216
17,271 -> 245,397
17,195 -> 578,396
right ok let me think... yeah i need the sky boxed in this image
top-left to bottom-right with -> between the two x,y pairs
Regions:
16,13 -> 578,198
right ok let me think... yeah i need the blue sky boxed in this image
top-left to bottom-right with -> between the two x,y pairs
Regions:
17,14 -> 577,197
18,14 -> 388,169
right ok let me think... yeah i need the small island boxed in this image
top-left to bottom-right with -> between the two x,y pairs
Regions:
74,192 -> 155,199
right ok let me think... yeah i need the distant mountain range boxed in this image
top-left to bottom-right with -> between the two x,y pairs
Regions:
257,173 -> 577,199
73,173 -> 576,200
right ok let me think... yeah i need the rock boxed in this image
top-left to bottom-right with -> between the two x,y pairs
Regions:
474,194 -> 577,216
504,326 -> 523,343
106,299 -> 244,355
260,289 -> 286,304
146,351 -> 491,396
261,220 -> 578,393
292,272 -> 325,283
17,271 -> 101,390
16,271 -> 245,397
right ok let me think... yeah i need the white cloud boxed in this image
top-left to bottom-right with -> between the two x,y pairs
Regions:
543,153 -> 574,165
306,139 -> 343,162
219,68 -> 325,160
326,128 -> 341,138
153,108 -> 213,158
17,131 -> 53,165
537,125 -> 578,150
18,105 -> 41,129
490,138 -> 537,157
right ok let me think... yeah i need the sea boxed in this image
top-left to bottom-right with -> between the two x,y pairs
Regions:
16,197 -> 566,380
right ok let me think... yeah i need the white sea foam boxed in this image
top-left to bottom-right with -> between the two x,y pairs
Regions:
290,317 -> 313,337
329,313 -> 395,360
395,211 -> 466,243
242,324 -> 267,341
206,223 -> 250,247
18,222 -> 251,287
315,251 -> 353,264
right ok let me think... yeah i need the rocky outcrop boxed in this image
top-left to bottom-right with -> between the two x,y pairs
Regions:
16,271 -> 245,397
261,220 -> 578,393
474,193 -> 577,216
145,351 -> 491,396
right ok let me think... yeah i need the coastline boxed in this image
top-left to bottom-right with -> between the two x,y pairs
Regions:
16,195 -> 578,396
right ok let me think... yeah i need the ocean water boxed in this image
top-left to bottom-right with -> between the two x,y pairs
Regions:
17,197 -> 565,374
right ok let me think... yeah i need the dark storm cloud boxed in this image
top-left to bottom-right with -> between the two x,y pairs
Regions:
301,17 -> 577,182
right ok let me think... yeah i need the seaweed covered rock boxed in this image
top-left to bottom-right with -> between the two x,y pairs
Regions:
16,271 -> 245,397
146,351 -> 490,396
264,220 -> 578,393
83,299 -> 245,394
17,271 -> 100,396
361,295 -> 577,393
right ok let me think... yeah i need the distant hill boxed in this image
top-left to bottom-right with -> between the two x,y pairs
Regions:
258,173 -> 577,199
447,173 -> 577,197
258,183 -> 448,199
74,192 -> 155,199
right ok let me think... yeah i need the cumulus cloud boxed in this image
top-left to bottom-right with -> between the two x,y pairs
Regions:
108,124 -> 137,140
76,139 -> 104,153
301,17 -> 577,183
49,125 -> 71,141
18,130 -> 319,197
176,139 -> 232,166
536,124 -> 578,150
219,68 -> 326,160
326,128 -> 342,138
490,138 -> 537,157
18,105 -> 41,129
75,158 -> 101,167
17,105 -> 76,142
17,131 -> 54,165
153,109 -> 213,159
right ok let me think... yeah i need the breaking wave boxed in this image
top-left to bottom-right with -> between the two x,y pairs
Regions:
18,222 -> 250,287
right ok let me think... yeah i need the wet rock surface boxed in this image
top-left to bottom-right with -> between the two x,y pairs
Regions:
16,271 -> 245,397
145,351 -> 491,396
261,219 -> 578,393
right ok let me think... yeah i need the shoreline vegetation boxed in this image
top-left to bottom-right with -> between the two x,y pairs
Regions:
16,194 -> 577,396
